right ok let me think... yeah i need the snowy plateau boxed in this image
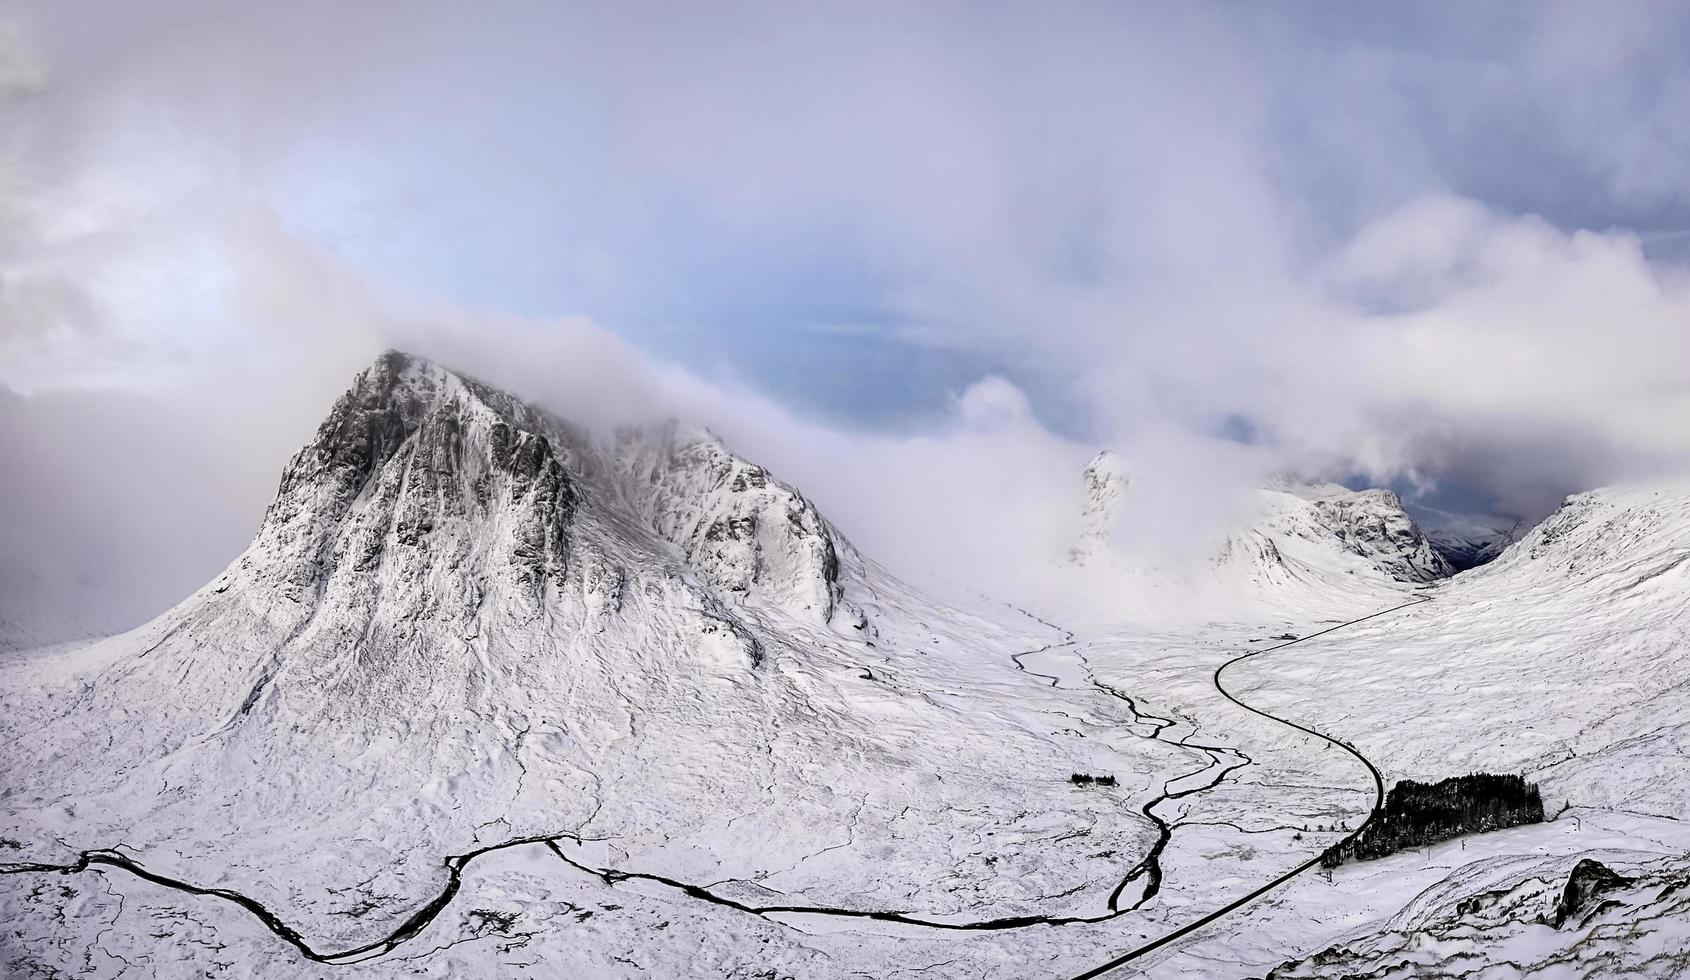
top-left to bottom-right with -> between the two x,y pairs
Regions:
3,351 -> 1688,979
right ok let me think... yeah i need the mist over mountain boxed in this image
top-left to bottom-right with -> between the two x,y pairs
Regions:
5,5 -> 1690,978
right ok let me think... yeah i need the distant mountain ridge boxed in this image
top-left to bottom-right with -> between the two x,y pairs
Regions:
1274,482 -> 1453,583
1070,458 -> 1454,590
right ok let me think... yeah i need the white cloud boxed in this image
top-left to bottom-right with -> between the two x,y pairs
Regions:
0,21 -> 43,97
4,2 -> 1690,634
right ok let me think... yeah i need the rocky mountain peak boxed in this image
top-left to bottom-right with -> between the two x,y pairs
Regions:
99,349 -> 878,741
1276,483 -> 1453,583
217,349 -> 859,668
240,351 -> 577,614
612,422 -> 849,626
1071,450 -> 1130,565
1065,458 -> 1452,587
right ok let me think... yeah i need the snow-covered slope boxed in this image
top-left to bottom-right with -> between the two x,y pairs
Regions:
612,422 -> 851,626
1143,479 -> 1690,976
1232,480 -> 1690,824
1198,483 -> 1449,615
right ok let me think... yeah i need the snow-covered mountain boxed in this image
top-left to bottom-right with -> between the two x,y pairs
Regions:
1070,449 -> 1130,565
1410,505 -> 1521,571
1268,482 -> 1453,583
1066,455 -> 1452,609
110,349 -> 862,742
6,354 -> 1688,980
0,352 -> 1171,976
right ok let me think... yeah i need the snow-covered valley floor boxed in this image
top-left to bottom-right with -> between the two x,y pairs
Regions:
12,575 -> 1684,979
0,597 -> 1403,978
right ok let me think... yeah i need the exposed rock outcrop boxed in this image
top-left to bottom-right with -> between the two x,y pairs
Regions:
1269,855 -> 1690,979
1294,486 -> 1453,583
1070,451 -> 1130,565
615,424 -> 848,625
1553,858 -> 1634,928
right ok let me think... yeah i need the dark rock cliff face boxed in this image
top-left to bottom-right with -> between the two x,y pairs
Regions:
258,350 -> 421,598
1307,490 -> 1454,583
1553,859 -> 1634,928
240,351 -> 579,616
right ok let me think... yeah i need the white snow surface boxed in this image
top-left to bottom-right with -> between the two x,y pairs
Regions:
4,352 -> 1688,979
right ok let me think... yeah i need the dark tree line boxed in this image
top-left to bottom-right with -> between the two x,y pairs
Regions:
1321,773 -> 1543,868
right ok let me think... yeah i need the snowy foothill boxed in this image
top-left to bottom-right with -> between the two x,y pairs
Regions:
4,352 -> 1688,979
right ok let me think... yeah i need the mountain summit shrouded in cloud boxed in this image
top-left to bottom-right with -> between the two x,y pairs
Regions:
5,6 -> 1690,979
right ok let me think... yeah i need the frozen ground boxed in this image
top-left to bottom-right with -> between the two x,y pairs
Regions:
4,354 -> 1687,978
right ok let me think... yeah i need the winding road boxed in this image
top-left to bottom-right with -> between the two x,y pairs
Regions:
0,593 -> 1431,977
1065,592 -> 1430,979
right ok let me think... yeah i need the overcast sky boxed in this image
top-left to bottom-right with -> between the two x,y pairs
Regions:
3,1 -> 1690,638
